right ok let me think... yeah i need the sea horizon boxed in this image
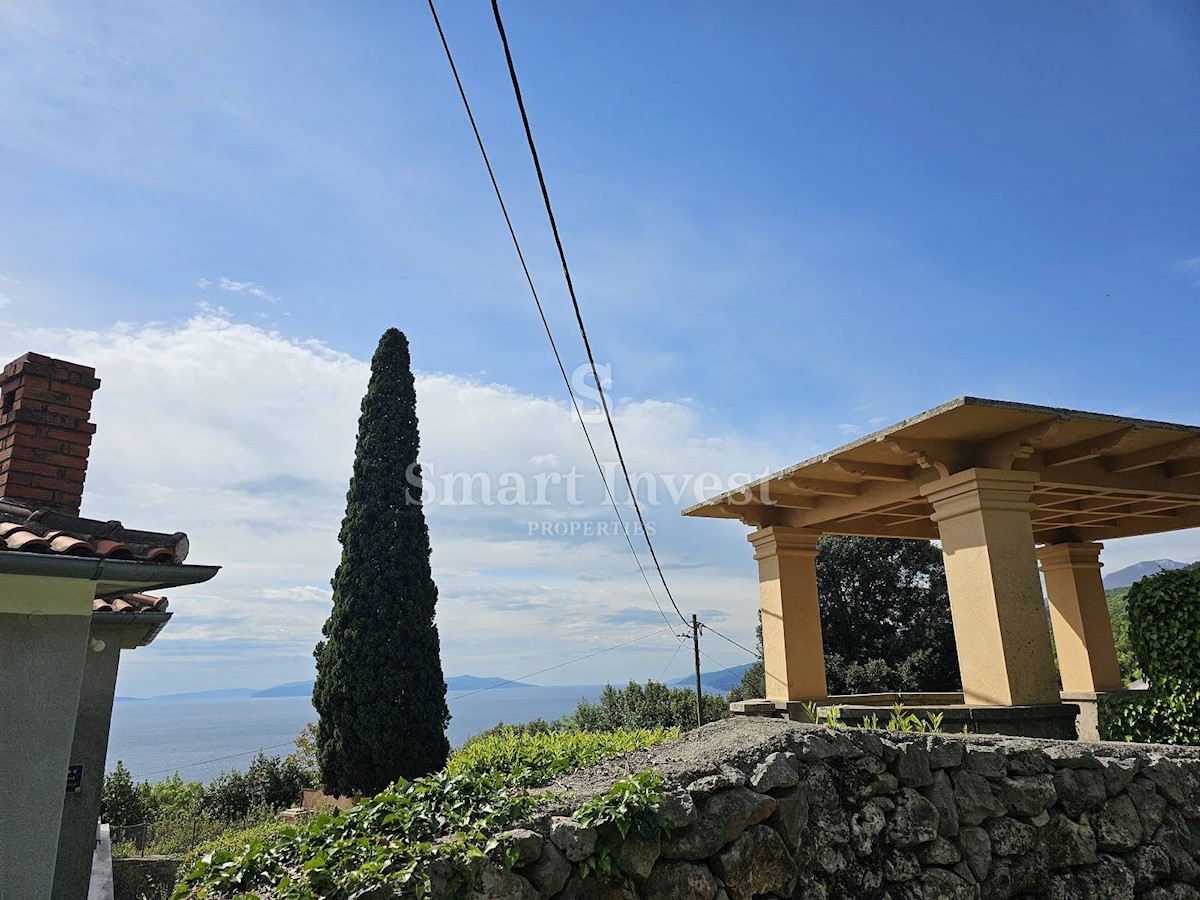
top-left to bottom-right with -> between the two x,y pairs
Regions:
106,684 -> 608,785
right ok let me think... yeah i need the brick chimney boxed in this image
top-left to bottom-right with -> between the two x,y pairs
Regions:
0,352 -> 100,517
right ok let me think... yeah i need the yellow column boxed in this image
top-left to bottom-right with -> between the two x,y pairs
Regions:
1037,542 -> 1123,693
921,468 -> 1060,706
748,527 -> 827,702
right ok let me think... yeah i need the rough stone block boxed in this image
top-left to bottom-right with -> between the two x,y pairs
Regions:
550,817 -> 598,862
643,860 -> 717,900
523,843 -> 571,899
712,825 -> 798,900
1093,794 -> 1144,851
886,788 -> 940,849
750,752 -> 799,793
995,774 -> 1056,818
952,769 -> 1005,825
1053,768 -> 1107,818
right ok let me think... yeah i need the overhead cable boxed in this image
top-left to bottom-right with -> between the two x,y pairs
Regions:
488,0 -> 689,628
426,0 -> 673,629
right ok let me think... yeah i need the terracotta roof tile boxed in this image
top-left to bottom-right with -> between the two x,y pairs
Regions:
0,497 -> 186,563
93,593 -> 169,614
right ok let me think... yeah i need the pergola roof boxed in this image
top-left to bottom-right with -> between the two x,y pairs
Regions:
683,397 -> 1200,544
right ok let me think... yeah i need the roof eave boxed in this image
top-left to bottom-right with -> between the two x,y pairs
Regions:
0,552 -> 220,597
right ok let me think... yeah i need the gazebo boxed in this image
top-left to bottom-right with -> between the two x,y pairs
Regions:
683,397 -> 1200,738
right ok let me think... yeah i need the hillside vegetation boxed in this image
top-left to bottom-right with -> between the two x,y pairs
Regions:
172,726 -> 678,899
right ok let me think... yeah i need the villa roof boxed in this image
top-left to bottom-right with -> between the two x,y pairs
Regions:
0,498 -> 188,563
0,497 -> 217,598
684,397 -> 1200,544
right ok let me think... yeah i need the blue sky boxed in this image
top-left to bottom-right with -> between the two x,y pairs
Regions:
2,2 -> 1199,695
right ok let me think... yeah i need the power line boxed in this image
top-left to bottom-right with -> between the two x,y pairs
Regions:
656,636 -> 687,681
703,624 -> 760,661
489,0 -> 689,629
425,0 -> 672,631
140,741 -> 296,779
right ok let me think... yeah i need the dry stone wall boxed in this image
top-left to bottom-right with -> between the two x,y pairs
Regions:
473,719 -> 1200,900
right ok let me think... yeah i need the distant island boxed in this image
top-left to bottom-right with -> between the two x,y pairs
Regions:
669,662 -> 755,693
114,675 -> 536,702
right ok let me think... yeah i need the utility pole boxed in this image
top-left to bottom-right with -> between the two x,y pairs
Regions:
692,614 -> 703,729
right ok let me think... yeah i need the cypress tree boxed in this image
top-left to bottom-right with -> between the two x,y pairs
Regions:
313,328 -> 450,795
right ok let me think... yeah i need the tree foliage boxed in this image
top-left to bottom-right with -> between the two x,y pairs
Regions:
101,741 -> 318,833
313,329 -> 451,795
816,535 -> 959,691
1104,587 -> 1141,683
101,761 -> 147,826
569,681 -> 728,732
730,536 -> 959,699
203,752 -> 313,822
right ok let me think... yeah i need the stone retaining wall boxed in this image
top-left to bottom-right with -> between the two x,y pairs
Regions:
474,718 -> 1200,900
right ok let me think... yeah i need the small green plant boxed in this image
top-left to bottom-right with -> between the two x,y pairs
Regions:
852,703 -> 951,734
573,771 -> 672,880
885,704 -> 945,733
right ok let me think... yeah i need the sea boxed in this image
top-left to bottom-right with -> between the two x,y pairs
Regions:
108,685 -> 606,784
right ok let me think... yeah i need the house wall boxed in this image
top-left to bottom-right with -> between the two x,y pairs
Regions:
0,575 -> 96,900
52,634 -> 122,900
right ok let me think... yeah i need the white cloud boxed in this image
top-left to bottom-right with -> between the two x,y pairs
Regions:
836,423 -> 860,435
196,276 -> 281,303
1176,257 -> 1200,287
3,312 -> 1194,693
1,313 -> 769,693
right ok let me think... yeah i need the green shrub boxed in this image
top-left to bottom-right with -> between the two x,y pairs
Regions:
568,681 -> 727,732
1099,688 -> 1200,745
175,817 -> 290,885
1098,568 -> 1200,744
141,772 -> 205,821
201,751 -> 313,822
1127,568 -> 1200,690
456,717 -> 564,748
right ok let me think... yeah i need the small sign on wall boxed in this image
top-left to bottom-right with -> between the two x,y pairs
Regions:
66,765 -> 83,793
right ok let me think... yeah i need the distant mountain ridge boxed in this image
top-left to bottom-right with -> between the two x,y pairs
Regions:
115,675 -> 536,702
669,662 -> 755,693
1103,559 -> 1190,590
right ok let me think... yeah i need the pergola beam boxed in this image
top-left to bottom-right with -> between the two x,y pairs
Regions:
775,477 -> 862,497
829,459 -> 912,482
1042,427 -> 1136,467
1105,437 -> 1200,473
1166,457 -> 1200,479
